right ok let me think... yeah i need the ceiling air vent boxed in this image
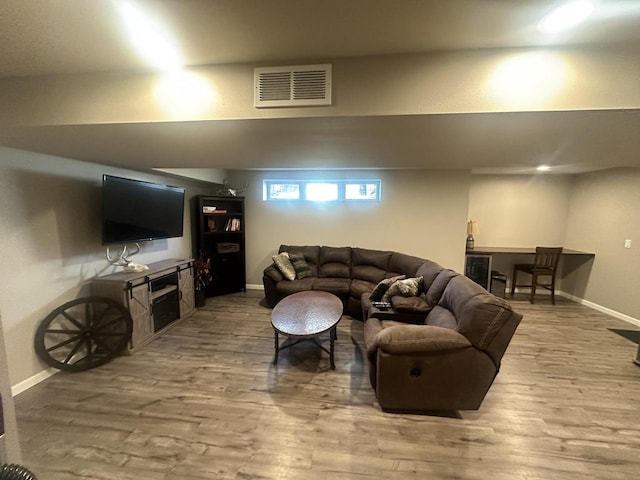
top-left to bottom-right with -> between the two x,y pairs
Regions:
254,64 -> 332,108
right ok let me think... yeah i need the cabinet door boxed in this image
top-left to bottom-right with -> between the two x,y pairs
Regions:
128,283 -> 152,349
179,266 -> 195,317
464,255 -> 491,290
208,253 -> 244,295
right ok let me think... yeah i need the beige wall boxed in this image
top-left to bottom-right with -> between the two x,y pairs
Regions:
0,146 -> 219,389
468,174 -> 572,247
228,169 -> 470,285
564,168 -> 640,320
1,46 -> 639,127
460,174 -> 574,292
469,170 -> 640,322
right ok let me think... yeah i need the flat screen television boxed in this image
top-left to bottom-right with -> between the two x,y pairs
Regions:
101,175 -> 185,245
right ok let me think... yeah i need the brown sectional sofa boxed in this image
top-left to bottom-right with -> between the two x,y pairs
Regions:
263,245 -> 522,413
263,245 -> 428,318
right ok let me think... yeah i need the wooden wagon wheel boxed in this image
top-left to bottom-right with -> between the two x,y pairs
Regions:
34,297 -> 132,372
0,463 -> 39,479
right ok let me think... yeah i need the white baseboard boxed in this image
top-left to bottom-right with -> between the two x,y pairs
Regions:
13,285 -> 265,396
512,287 -> 550,295
513,287 -> 639,326
12,367 -> 58,396
559,291 -> 640,328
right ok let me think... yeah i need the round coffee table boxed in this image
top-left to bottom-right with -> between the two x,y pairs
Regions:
271,291 -> 343,369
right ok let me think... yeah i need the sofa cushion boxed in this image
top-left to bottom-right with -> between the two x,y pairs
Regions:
425,305 -> 458,330
389,252 -> 427,278
369,275 -> 406,301
319,246 -> 351,278
320,263 -> 351,278
272,252 -> 296,281
313,277 -> 351,296
415,260 -> 445,290
288,251 -> 312,279
382,277 -> 423,302
351,278 -> 376,299
275,278 -> 316,295
352,264 -> 387,284
391,295 -> 431,314
426,269 -> 458,305
349,248 -> 395,283
352,248 -> 392,270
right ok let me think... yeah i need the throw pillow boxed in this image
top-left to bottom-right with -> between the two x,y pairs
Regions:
369,275 -> 406,301
288,251 -> 312,279
272,252 -> 296,281
381,277 -> 423,302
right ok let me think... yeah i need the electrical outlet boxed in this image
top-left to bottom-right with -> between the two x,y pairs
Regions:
624,239 -> 632,249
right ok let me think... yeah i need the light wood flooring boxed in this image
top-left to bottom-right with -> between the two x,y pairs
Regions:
15,291 -> 640,479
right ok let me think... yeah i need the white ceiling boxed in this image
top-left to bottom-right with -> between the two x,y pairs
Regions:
1,0 -> 640,175
3,0 -> 640,77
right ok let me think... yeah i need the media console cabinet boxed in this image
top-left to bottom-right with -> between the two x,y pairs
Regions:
92,258 -> 196,351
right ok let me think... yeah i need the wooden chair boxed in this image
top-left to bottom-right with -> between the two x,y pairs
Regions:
511,247 -> 563,304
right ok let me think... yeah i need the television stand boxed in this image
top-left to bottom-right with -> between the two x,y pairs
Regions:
92,258 -> 196,351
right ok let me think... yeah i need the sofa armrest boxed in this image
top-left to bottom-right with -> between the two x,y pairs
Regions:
371,325 -> 472,356
263,264 -> 284,308
390,295 -> 431,315
264,264 -> 284,282
365,296 -> 427,325
364,317 -> 384,361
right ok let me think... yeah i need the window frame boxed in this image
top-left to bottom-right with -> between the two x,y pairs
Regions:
263,179 -> 381,202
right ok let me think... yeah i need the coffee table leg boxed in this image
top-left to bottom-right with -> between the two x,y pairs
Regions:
330,326 -> 336,370
274,330 -> 279,365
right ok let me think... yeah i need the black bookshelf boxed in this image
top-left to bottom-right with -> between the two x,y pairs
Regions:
194,195 -> 246,296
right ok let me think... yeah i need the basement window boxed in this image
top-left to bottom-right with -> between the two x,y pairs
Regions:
306,183 -> 338,201
345,181 -> 380,200
266,182 -> 300,200
263,180 -> 381,202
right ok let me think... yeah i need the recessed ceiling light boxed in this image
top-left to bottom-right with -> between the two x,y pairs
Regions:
487,52 -> 567,107
115,0 -> 182,71
538,1 -> 594,33
537,165 -> 552,172
155,71 -> 217,117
